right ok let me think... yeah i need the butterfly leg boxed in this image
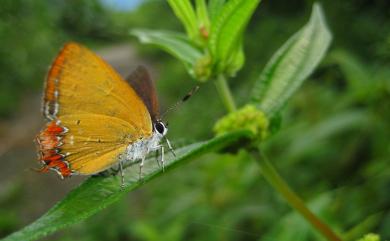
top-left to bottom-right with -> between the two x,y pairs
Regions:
155,149 -> 160,167
119,161 -> 125,188
160,145 -> 165,172
164,137 -> 176,157
139,153 -> 146,181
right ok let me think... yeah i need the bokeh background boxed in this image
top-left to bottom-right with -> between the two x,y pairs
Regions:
0,0 -> 389,240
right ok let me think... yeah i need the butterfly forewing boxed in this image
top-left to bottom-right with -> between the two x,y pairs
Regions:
44,42 -> 152,132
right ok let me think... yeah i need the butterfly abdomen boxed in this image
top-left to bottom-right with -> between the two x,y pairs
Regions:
36,120 -> 73,178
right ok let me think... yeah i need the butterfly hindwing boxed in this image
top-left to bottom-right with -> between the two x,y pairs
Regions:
59,114 -> 135,174
126,66 -> 160,122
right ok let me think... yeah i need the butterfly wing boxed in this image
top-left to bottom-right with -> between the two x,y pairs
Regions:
37,42 -> 152,177
126,66 -> 160,122
43,42 -> 152,130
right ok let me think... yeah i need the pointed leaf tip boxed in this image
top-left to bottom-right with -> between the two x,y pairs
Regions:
251,3 -> 332,116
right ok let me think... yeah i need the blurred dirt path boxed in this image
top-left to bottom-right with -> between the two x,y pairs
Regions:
0,43 -> 150,225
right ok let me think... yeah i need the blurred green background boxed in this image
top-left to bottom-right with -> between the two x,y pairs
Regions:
0,0 -> 389,240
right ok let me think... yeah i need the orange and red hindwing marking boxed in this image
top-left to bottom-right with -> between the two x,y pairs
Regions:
36,120 -> 72,178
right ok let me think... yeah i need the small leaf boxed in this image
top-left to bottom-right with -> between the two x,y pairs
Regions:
208,0 -> 225,22
209,0 -> 260,71
167,0 -> 198,41
251,3 -> 332,116
225,36 -> 245,76
131,29 -> 202,75
195,0 -> 210,34
2,130 -> 251,241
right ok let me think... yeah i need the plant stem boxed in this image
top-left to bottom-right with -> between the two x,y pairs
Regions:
215,75 -> 237,113
251,148 -> 343,241
342,212 -> 382,241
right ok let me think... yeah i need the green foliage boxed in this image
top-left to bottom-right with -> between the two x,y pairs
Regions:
0,0 -> 60,117
251,4 -> 332,116
1,0 -> 389,240
195,0 -> 210,36
356,233 -> 381,241
132,0 -> 262,81
2,131 -> 251,241
3,2 -> 338,241
263,192 -> 334,241
208,0 -> 260,74
167,0 -> 199,42
130,29 -> 202,77
0,0 -> 125,117
60,0 -> 118,40
207,0 -> 225,22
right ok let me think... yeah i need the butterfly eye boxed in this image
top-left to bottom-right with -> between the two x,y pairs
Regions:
154,121 -> 166,135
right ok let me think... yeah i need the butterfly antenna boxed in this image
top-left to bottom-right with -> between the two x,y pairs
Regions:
161,85 -> 199,118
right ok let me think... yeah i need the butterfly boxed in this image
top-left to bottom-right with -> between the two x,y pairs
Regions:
35,42 -> 175,184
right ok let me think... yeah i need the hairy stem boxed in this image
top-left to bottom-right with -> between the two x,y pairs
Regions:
252,148 -> 343,241
215,75 -> 237,113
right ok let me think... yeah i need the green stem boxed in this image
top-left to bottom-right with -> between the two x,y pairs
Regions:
343,212 -> 382,241
251,148 -> 343,241
215,75 -> 237,113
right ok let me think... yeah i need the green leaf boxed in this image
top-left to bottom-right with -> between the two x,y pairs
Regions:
285,110 -> 369,161
130,29 -> 202,75
264,192 -> 334,241
208,0 -> 225,22
327,50 -> 379,103
195,0 -> 210,32
2,130 -> 251,241
209,0 -> 260,71
167,0 -> 198,41
328,50 -> 370,87
225,36 -> 245,76
251,3 -> 332,116
343,213 -> 383,241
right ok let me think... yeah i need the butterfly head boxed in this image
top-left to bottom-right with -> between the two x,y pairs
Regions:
153,120 -> 168,137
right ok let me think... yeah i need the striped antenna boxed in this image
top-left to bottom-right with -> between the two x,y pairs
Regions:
161,86 -> 199,118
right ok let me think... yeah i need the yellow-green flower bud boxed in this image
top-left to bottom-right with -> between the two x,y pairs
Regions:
214,105 -> 269,141
194,54 -> 212,82
356,233 -> 381,241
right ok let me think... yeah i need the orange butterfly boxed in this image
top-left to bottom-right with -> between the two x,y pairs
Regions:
35,42 -> 172,183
